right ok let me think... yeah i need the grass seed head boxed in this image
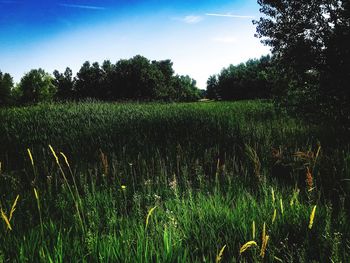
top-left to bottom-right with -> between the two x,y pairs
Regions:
27,148 -> 34,167
240,241 -> 257,254
309,205 -> 317,229
9,195 -> 19,221
216,244 -> 226,263
280,199 -> 284,215
60,152 -> 70,169
34,188 -> 39,201
145,206 -> 157,229
260,235 -> 269,258
306,167 -> 314,191
1,209 -> 12,230
272,209 -> 277,223
252,220 -> 256,239
49,145 -> 59,165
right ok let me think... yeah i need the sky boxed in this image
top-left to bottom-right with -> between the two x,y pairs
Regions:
0,0 -> 270,89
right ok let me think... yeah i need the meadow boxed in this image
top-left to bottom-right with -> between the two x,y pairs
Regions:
0,100 -> 349,262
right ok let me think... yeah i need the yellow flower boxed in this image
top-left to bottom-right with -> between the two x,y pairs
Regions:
121,185 -> 126,190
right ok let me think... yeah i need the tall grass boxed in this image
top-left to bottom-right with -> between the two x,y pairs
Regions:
0,100 -> 349,262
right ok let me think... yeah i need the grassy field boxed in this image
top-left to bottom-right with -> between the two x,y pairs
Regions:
0,101 -> 349,262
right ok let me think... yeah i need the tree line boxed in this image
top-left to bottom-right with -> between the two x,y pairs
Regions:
206,55 -> 274,101
0,55 -> 201,106
2,0 -> 349,127
254,0 -> 350,126
205,0 -> 349,127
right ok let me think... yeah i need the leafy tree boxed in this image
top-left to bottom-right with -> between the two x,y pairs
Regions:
254,0 -> 350,124
171,75 -> 200,102
152,59 -> 174,83
49,56 -> 201,102
75,62 -> 104,99
18,69 -> 56,104
206,75 -> 219,100
53,67 -> 75,100
111,55 -> 166,100
206,55 -> 273,100
100,60 -> 116,100
0,71 -> 13,106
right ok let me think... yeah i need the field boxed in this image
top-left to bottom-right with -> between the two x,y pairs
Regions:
0,101 -> 349,262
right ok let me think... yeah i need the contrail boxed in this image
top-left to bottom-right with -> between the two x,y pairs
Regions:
205,13 -> 255,19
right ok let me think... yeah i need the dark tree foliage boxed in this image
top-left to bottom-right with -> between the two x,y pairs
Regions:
7,55 -> 200,105
206,75 -> 219,100
206,55 -> 273,100
72,55 -> 200,102
254,0 -> 350,125
170,75 -> 200,102
53,67 -> 75,100
110,55 -> 166,100
75,62 -> 104,99
17,69 -> 56,104
0,71 -> 13,106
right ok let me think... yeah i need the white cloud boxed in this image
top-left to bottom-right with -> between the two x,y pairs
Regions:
182,15 -> 203,24
212,36 -> 237,44
205,13 -> 255,19
58,3 -> 106,10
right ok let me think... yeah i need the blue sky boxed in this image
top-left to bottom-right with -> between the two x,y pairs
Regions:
0,0 -> 270,89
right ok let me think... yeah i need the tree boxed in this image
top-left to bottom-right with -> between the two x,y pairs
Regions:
0,71 -> 13,106
206,56 -> 273,101
111,55 -> 166,100
75,62 -> 104,99
171,75 -> 200,102
206,75 -> 219,100
254,0 -> 350,124
18,69 -> 56,104
53,67 -> 75,100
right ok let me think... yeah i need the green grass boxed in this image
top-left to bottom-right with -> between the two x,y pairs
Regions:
0,100 -> 349,262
